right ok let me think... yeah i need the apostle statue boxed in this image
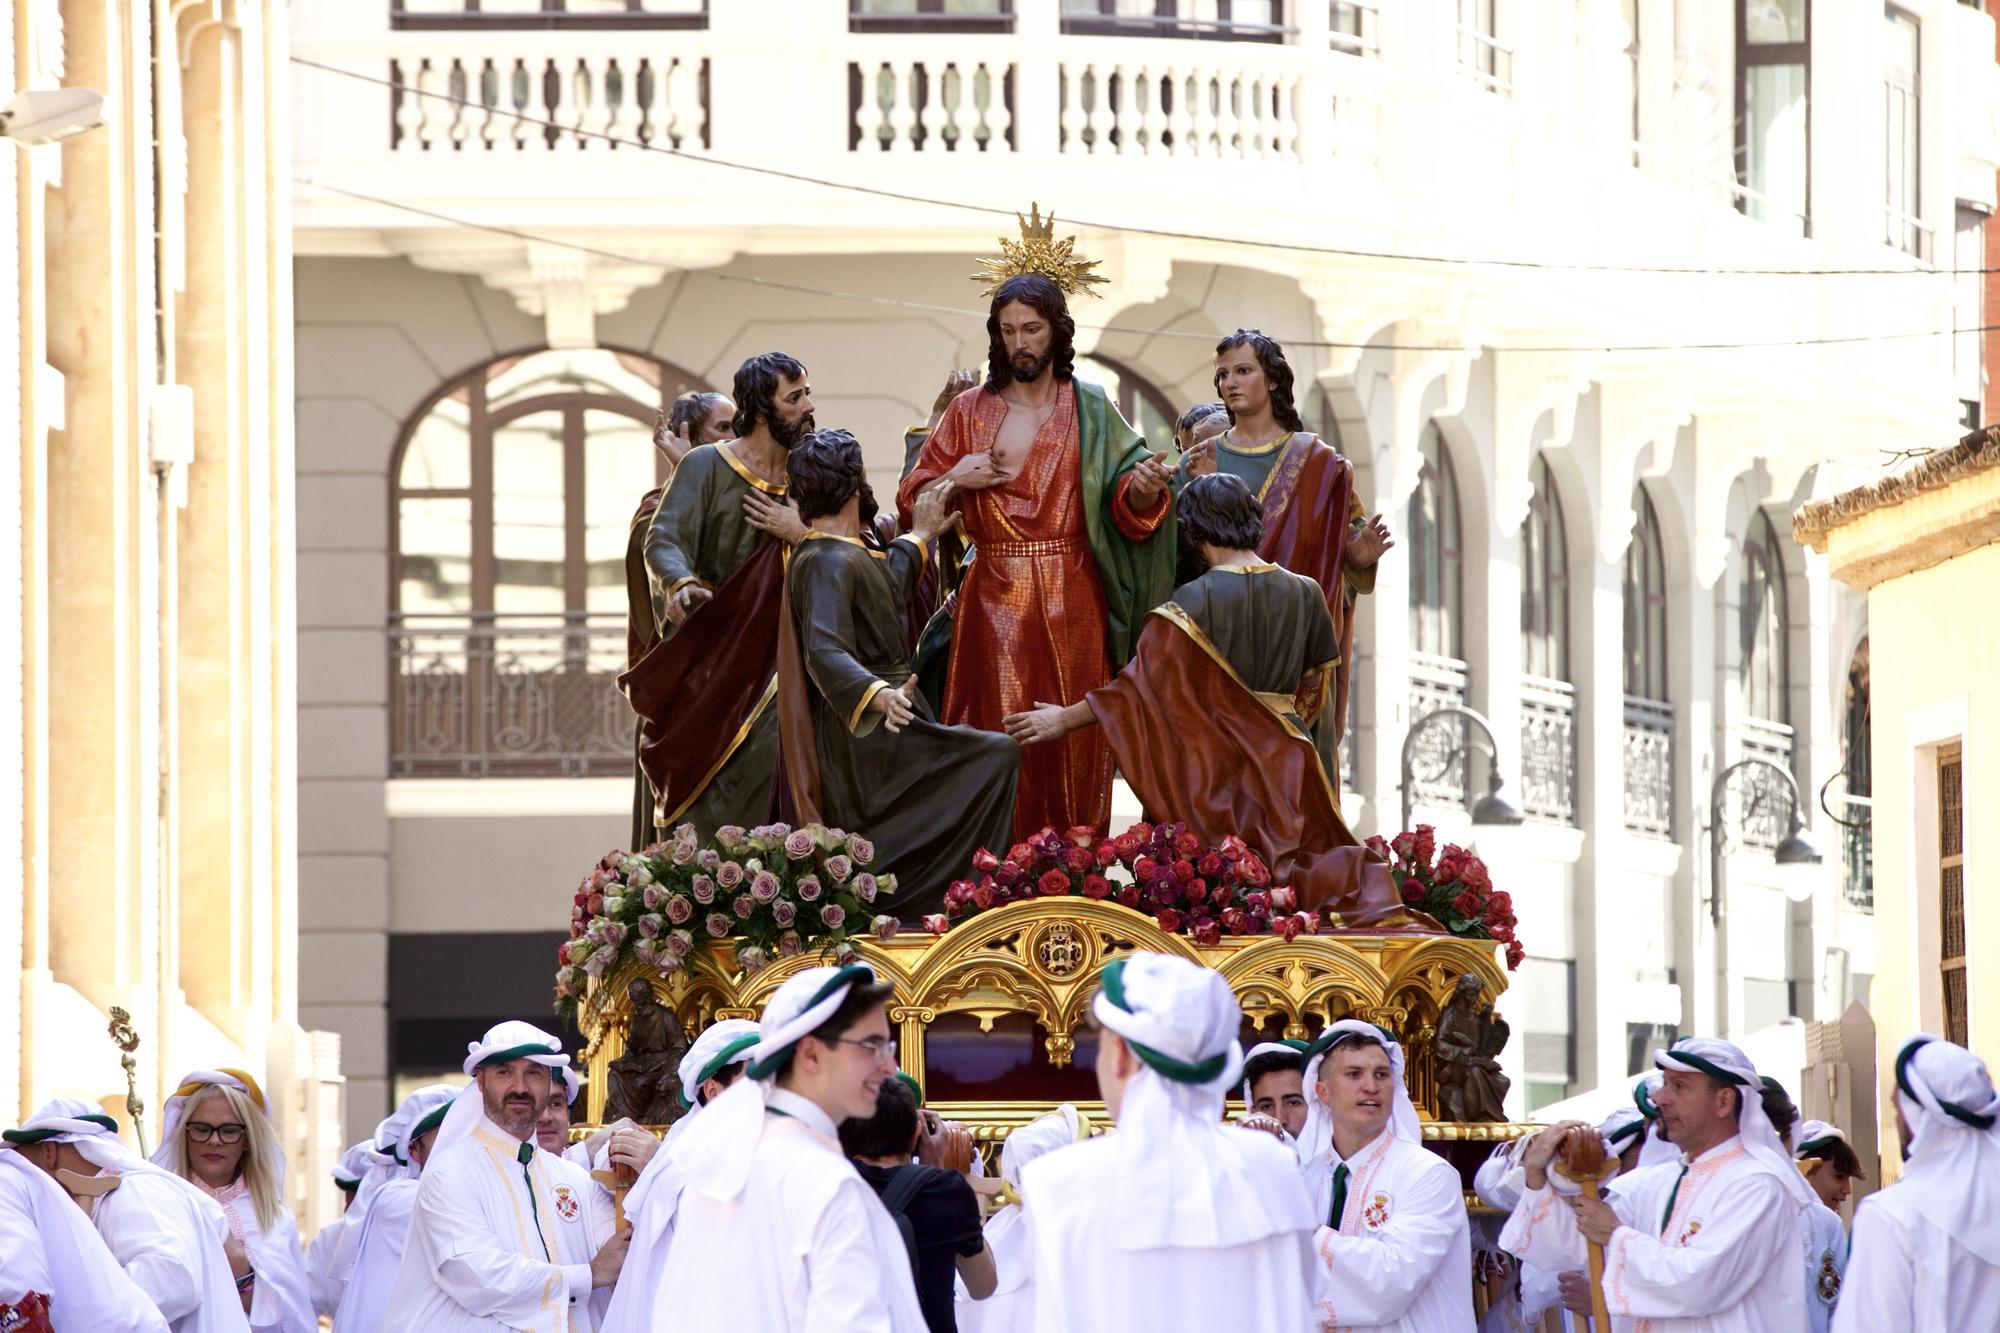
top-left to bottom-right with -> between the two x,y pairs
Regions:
606,978 -> 690,1126
1434,973 -> 1510,1123
898,208 -> 1177,840
621,354 -> 810,840
624,391 -> 734,852
1183,330 -> 1391,791
776,428 -> 1020,918
1004,475 -> 1429,929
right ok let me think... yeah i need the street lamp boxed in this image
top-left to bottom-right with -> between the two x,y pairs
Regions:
1399,704 -> 1526,833
1707,756 -> 1823,924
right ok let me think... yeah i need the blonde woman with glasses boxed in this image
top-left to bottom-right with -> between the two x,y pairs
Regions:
153,1070 -> 317,1333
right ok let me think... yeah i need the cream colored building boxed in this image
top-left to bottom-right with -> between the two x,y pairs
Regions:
289,0 -> 2000,1128
6,1 -> 342,1229
1796,430 -> 2000,1095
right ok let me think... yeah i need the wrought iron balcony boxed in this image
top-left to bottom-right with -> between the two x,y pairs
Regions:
1406,652 -> 1471,812
389,612 -> 635,778
1622,694 -> 1674,839
1519,674 -> 1576,825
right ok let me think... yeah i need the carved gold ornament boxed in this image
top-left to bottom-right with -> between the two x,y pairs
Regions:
972,203 -> 1108,299
577,899 -> 1522,1153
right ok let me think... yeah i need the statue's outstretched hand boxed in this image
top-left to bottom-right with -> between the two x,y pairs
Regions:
654,410 -> 693,468
946,451 -> 1010,491
1004,702 -> 1071,746
1346,514 -> 1393,568
873,678 -> 920,733
1126,452 -> 1173,506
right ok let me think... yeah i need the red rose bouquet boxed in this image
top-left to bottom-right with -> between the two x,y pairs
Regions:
1365,825 -> 1523,969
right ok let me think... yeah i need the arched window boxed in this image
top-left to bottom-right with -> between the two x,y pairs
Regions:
391,347 -> 709,777
1622,485 -> 1673,838
1740,509 -> 1791,725
1407,422 -> 1463,661
1077,353 -> 1177,453
1520,456 -> 1570,682
1623,486 -> 1668,700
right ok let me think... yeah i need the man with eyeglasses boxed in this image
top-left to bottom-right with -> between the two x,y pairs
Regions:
3,1099 -> 249,1333
379,1022 -> 627,1333
605,964 -> 927,1332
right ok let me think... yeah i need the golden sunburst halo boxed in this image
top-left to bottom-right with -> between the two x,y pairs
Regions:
972,202 -> 1108,300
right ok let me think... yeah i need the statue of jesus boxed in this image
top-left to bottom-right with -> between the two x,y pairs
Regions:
898,239 -> 1178,840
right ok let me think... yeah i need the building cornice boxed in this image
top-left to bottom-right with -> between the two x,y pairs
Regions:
1794,426 -> 2000,590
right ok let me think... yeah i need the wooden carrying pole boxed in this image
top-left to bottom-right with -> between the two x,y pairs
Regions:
1557,1126 -> 1616,1330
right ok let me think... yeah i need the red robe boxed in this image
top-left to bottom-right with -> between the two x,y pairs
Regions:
899,383 -> 1168,839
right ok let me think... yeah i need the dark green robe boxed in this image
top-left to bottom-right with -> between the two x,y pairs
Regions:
1190,434 -> 1373,785
640,443 -> 785,836
1170,563 -> 1340,729
788,532 -> 1019,918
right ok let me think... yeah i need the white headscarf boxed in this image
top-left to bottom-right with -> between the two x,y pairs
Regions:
1297,1018 -> 1423,1170
1792,1118 -> 1845,1160
1240,1039 -> 1309,1106
1598,1105 -> 1648,1158
982,1105 -> 1084,1296
1088,951 -> 1302,1250
154,1069 -> 270,1156
394,1084 -> 461,1168
429,1020 -> 571,1164
1891,1035 -> 2000,1264
550,1066 -> 583,1108
660,1018 -> 762,1153
1654,1037 -> 1816,1211
4,1098 -> 183,1182
0,1147 -> 172,1333
676,964 -> 878,1205
333,1141 -> 375,1192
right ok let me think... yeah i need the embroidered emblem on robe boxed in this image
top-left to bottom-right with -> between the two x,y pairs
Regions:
1363,1192 -> 1392,1230
553,1184 -> 580,1222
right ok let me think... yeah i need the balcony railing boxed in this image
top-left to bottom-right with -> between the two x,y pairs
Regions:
389,51 -> 709,151
1835,793 -> 1873,912
1055,54 -> 1303,159
1622,695 -> 1675,839
390,612 -> 634,778
391,1 -> 708,30
1735,717 -> 1797,852
1519,675 -> 1576,825
1407,652 -> 1472,812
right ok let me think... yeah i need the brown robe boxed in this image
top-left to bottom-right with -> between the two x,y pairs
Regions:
620,444 -> 786,836
1084,565 -> 1433,931
778,532 -> 1019,918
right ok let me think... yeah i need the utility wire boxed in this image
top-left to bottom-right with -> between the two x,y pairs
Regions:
294,54 -> 1976,280
295,175 -> 1997,353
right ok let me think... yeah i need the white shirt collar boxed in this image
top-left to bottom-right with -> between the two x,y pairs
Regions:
1328,1125 -> 1392,1170
1683,1133 -> 1744,1168
764,1086 -> 839,1142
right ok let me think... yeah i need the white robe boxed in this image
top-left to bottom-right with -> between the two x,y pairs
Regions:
304,1214 -> 351,1318
0,1150 -> 168,1333
646,1088 -> 927,1333
332,1180 -> 417,1333
92,1168 -> 252,1333
1024,1127 -> 1318,1333
198,1183 -> 317,1333
1830,1176 -> 2000,1333
953,1202 -> 1030,1333
379,1118 -> 614,1333
1303,1128 -> 1475,1332
1501,1137 -> 1805,1332
1801,1200 -> 1845,1333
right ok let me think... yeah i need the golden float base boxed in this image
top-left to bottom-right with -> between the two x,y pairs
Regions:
577,897 -> 1518,1143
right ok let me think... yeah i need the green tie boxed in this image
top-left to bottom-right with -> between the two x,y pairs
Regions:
1658,1162 -> 1690,1235
1328,1162 -> 1351,1230
517,1141 -> 553,1261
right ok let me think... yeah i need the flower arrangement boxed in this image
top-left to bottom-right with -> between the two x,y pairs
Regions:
553,823 -> 896,1023
1365,825 -> 1523,969
940,822 -> 1331,945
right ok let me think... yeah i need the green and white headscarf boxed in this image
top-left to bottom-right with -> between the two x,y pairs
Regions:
428,1020 -> 571,1163
1085,953 -> 1307,1251
1891,1035 -> 2000,1264
1654,1037 -> 1816,1211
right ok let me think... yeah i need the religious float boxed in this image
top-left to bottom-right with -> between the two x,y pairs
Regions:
556,820 -> 1529,1192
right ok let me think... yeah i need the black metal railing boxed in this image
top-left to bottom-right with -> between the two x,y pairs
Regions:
389,612 -> 634,778
1622,695 -> 1674,838
1520,675 -> 1577,825
1407,653 -> 1472,811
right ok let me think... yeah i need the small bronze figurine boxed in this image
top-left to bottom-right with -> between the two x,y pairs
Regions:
1434,973 -> 1510,1124
604,978 -> 689,1125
